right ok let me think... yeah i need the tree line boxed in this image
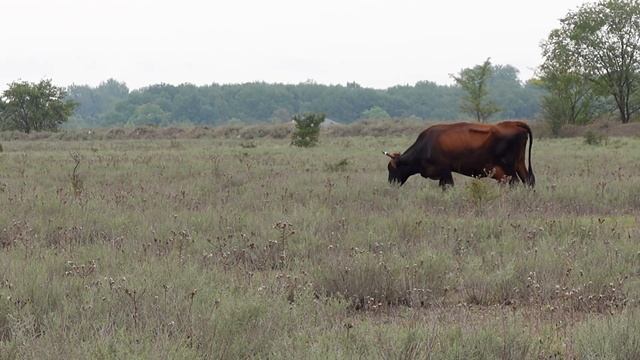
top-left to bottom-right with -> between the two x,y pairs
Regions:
62,66 -> 543,128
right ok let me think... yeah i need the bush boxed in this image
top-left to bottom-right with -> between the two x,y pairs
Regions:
584,130 -> 607,145
291,112 -> 324,147
467,178 -> 497,209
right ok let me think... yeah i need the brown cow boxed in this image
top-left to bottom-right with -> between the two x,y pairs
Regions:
384,121 -> 534,188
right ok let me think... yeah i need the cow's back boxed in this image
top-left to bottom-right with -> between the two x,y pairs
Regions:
433,123 -> 495,153
421,123 -> 500,175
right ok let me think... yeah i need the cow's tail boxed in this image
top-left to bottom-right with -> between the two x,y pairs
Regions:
517,122 -> 535,187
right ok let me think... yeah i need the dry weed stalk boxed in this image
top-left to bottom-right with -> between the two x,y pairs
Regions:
69,152 -> 84,198
273,221 -> 295,268
123,287 -> 146,330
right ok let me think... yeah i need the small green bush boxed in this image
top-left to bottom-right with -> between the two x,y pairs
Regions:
584,130 -> 607,145
467,178 -> 497,209
291,112 -> 324,147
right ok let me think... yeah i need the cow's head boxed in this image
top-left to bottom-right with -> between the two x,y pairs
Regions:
384,151 -> 410,185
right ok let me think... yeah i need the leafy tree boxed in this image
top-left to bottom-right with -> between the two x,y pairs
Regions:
291,112 -> 324,147
537,61 -> 597,134
129,103 -> 169,126
361,106 -> 391,120
543,0 -> 640,123
451,58 -> 500,122
486,65 -> 545,119
0,80 -> 77,133
67,79 -> 129,128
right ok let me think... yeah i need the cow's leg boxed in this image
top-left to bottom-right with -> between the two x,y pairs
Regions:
438,171 -> 454,189
504,164 -> 519,185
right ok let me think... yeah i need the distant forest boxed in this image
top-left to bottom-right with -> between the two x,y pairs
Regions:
66,64 -> 544,128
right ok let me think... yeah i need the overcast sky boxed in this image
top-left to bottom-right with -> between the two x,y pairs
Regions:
1,0 -> 590,91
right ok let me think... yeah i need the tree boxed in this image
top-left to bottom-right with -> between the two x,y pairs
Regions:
0,80 -> 77,133
291,112 -> 324,147
451,58 -> 500,122
543,0 -> 640,123
361,106 -> 391,120
537,43 -> 596,135
67,79 -> 129,127
129,103 -> 169,126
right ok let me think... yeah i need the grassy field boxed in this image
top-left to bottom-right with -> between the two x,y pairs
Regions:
1,132 -> 640,359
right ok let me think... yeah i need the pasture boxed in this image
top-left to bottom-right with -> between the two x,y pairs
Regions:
1,131 -> 640,359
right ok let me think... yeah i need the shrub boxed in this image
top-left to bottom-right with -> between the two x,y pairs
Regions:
467,178 -> 497,209
291,112 -> 324,147
584,130 -> 607,145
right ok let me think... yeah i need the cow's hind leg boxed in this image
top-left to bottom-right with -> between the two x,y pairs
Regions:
504,164 -> 519,185
439,171 -> 454,190
515,156 -> 532,186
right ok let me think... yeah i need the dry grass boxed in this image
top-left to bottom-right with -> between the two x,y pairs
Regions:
0,131 -> 639,358
0,118 -> 583,142
1,118 -> 638,142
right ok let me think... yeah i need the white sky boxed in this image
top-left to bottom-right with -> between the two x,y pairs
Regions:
1,0 -> 590,91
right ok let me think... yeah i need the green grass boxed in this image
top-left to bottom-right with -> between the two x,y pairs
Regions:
0,134 -> 639,359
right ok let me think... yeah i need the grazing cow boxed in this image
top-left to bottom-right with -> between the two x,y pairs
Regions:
384,121 -> 535,188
